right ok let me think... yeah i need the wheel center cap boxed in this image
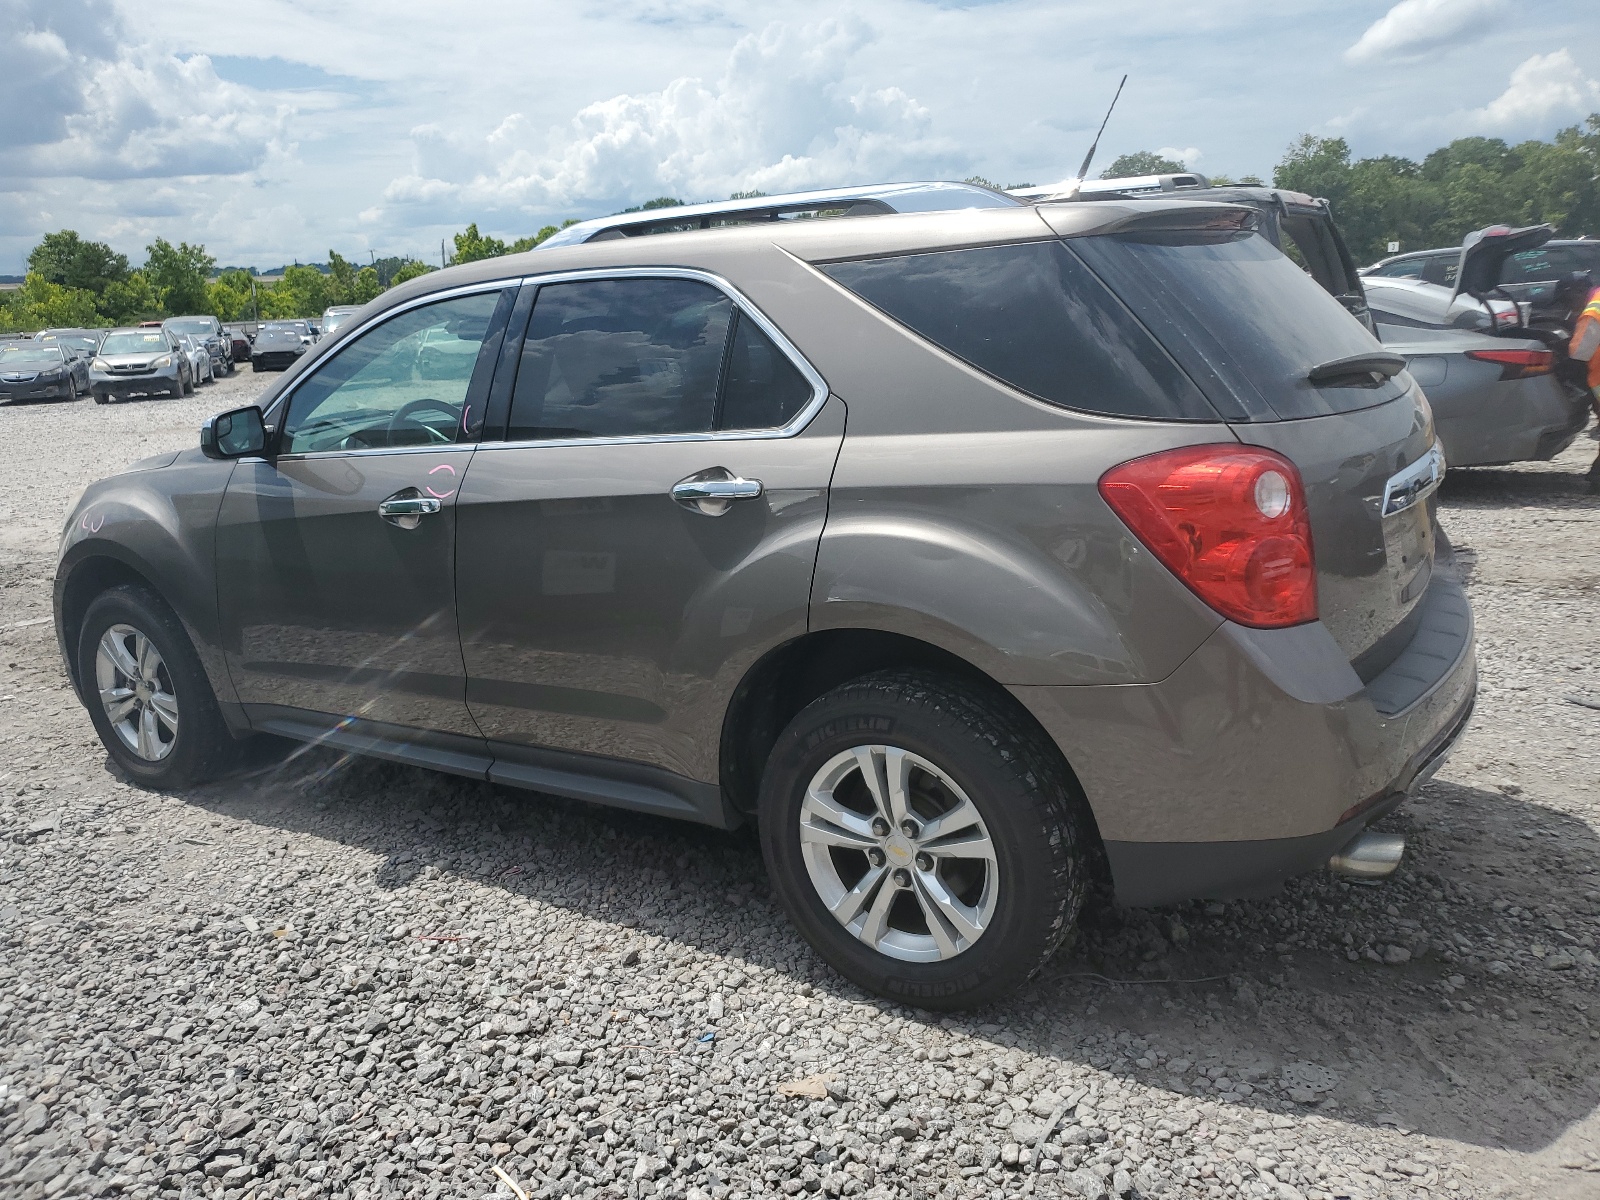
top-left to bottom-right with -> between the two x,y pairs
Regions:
136,681 -> 153,700
884,834 -> 916,864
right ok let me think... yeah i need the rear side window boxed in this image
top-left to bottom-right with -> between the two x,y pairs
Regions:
509,278 -> 733,440
719,313 -> 814,430
507,277 -> 817,441
821,241 -> 1216,421
1072,230 -> 1407,420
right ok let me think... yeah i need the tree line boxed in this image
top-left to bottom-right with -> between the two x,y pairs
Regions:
5,116 -> 1594,332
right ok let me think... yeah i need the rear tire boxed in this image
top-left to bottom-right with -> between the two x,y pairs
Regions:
759,670 -> 1089,1010
77,585 -> 238,790
93,389 -> 109,405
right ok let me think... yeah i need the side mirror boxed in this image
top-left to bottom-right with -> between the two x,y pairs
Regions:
201,405 -> 267,459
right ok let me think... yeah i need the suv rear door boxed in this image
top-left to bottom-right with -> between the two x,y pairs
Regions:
454,270 -> 843,821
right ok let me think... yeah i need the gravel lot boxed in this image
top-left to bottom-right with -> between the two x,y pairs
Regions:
2,376 -> 1598,1200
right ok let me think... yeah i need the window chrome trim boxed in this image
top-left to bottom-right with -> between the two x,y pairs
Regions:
265,266 -> 829,460
260,277 -> 519,434
481,265 -> 829,451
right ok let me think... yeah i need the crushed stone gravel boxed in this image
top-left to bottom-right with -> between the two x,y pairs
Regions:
1,381 -> 1597,1200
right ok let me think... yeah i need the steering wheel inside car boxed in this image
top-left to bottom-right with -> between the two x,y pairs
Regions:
384,397 -> 460,447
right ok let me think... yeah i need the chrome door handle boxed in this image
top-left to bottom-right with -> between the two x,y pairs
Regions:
378,493 -> 442,529
671,469 -> 763,517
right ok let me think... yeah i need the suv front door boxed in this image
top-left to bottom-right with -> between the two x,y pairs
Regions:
216,286 -> 513,748
455,272 -> 843,820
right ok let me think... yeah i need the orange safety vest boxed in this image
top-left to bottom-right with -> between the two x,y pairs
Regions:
1573,287 -> 1600,393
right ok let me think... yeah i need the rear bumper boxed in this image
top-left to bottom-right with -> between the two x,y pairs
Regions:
252,352 -> 302,370
1012,563 -> 1477,907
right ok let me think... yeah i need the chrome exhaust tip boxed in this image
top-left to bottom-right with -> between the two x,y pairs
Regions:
1328,831 -> 1406,880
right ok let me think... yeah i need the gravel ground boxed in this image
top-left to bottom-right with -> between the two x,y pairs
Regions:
2,377 -> 1598,1200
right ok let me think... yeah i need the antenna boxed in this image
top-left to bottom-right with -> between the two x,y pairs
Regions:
1075,74 -> 1128,184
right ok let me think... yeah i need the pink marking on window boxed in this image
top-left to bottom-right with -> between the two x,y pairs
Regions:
461,404 -> 472,433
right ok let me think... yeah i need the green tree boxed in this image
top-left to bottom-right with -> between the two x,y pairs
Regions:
389,260 -> 436,287
621,197 -> 685,213
1102,151 -> 1189,179
350,266 -> 382,305
27,230 -> 130,296
144,238 -> 215,316
451,223 -> 509,264
0,273 -> 102,332
100,271 -> 159,324
206,270 -> 258,321
270,265 -> 332,317
326,250 -> 357,305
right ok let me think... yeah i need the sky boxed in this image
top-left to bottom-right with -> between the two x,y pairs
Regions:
2,0 -> 1597,274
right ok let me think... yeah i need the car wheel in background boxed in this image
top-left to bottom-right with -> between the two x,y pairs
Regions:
77,584 -> 238,790
93,389 -> 109,404
759,670 -> 1091,1010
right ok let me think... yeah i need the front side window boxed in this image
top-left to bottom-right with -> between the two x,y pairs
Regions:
280,290 -> 505,454
507,277 -> 814,441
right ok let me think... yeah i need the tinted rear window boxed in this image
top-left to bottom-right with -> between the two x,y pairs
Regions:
1072,230 -> 1408,420
821,241 -> 1216,421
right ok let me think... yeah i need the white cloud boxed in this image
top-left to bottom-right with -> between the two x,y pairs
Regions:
1155,146 -> 1203,167
381,19 -> 963,219
1467,49 -> 1600,132
1344,0 -> 1504,64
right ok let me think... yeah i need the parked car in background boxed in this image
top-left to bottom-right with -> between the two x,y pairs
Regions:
0,342 -> 90,403
320,305 -> 361,337
57,198 -> 1475,1007
250,321 -> 312,371
177,334 -> 214,386
226,327 -> 252,364
89,327 -> 193,402
1374,325 -> 1583,466
34,328 -> 103,358
1361,276 -> 1524,331
163,316 -> 233,377
1365,230 -> 1600,331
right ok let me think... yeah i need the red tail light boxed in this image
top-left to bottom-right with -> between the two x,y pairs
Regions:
1465,347 -> 1553,379
1099,445 -> 1317,628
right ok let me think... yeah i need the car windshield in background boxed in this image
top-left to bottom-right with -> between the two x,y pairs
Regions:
1071,230 -> 1406,420
166,319 -> 214,335
99,331 -> 167,355
821,240 -> 1216,422
0,347 -> 65,367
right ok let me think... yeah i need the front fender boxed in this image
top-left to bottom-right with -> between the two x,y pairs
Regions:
55,454 -> 236,704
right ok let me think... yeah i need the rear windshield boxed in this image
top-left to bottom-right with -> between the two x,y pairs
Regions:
821,241 -> 1217,421
1071,230 -> 1407,420
166,318 -> 215,335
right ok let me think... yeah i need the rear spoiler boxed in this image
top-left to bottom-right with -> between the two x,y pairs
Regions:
1052,204 -> 1261,237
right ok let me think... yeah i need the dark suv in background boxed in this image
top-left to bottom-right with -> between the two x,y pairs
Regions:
57,199 -> 1474,1008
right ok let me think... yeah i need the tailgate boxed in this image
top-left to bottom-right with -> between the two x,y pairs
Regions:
1231,392 -> 1440,669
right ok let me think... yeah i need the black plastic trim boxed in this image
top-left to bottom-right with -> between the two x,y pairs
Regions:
488,740 -> 739,830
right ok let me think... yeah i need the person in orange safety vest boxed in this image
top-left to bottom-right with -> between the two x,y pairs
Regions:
1571,284 -> 1600,492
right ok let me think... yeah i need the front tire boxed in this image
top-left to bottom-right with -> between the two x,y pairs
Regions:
759,670 -> 1090,1010
78,585 -> 237,789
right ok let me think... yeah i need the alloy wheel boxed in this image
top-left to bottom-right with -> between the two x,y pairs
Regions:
799,745 -> 998,963
95,623 -> 179,761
